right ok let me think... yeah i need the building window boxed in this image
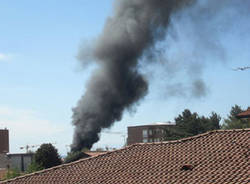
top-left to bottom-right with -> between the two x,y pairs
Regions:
155,138 -> 160,142
149,138 -> 153,143
142,129 -> 148,138
148,129 -> 153,136
143,138 -> 148,143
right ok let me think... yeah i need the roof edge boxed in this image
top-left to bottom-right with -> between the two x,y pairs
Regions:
1,128 -> 249,183
136,128 -> 250,145
0,144 -> 138,183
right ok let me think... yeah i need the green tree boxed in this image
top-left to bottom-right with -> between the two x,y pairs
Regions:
4,168 -> 21,180
34,143 -> 62,169
222,105 -> 250,129
164,109 -> 221,141
199,112 -> 221,132
208,112 -> 221,130
175,109 -> 204,135
164,126 -> 189,141
26,161 -> 44,174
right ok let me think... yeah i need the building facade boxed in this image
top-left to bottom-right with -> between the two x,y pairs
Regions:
0,129 -> 9,154
0,154 -> 9,180
7,153 -> 34,172
0,154 -> 9,169
127,122 -> 175,145
0,129 -> 9,179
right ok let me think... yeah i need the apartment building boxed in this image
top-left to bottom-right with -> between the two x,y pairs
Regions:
127,122 -> 175,145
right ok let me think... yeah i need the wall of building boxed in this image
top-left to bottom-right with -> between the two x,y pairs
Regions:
8,154 -> 34,172
127,126 -> 144,145
0,154 -> 10,169
0,155 -> 8,180
127,124 -> 176,145
0,168 -> 8,180
0,129 -> 9,154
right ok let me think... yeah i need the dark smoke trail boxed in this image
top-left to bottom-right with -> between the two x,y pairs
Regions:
71,0 -> 195,151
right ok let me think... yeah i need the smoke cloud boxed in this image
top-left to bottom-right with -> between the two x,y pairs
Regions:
71,0 -> 250,151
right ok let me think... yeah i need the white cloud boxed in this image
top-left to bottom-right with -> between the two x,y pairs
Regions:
0,53 -> 12,62
0,106 -> 70,154
0,107 -> 13,116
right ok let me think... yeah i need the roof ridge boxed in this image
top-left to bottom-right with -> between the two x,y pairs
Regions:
1,128 -> 249,183
134,128 -> 250,146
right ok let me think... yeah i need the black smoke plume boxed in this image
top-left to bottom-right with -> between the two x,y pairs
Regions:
71,0 -> 194,151
71,0 -> 250,151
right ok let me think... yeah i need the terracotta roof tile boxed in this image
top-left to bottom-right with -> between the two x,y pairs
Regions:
1,129 -> 249,184
85,151 -> 107,157
237,107 -> 250,118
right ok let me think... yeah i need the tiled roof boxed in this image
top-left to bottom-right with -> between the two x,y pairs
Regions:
1,129 -> 249,184
237,108 -> 250,118
85,151 -> 107,157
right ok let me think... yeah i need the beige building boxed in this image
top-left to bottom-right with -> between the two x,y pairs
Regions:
127,122 -> 175,145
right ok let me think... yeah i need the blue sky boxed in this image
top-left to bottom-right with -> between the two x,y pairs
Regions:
0,0 -> 249,155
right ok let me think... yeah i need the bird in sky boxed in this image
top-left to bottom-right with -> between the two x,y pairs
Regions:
232,66 -> 250,71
